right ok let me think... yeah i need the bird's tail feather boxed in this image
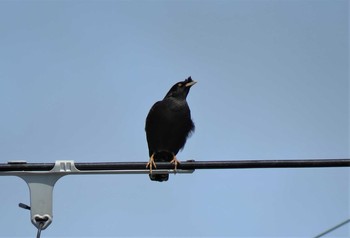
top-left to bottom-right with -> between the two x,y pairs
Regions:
149,151 -> 172,182
149,173 -> 169,182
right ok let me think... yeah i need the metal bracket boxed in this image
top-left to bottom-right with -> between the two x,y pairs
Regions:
18,160 -> 79,230
3,160 -> 194,231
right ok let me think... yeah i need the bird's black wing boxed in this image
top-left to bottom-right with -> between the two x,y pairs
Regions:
145,101 -> 167,157
145,99 -> 194,157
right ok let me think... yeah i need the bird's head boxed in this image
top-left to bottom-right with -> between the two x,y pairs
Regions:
164,76 -> 197,100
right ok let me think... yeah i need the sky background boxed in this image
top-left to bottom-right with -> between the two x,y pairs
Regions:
0,0 -> 349,237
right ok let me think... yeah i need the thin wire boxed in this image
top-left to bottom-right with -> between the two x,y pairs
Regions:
314,218 -> 350,238
36,222 -> 44,238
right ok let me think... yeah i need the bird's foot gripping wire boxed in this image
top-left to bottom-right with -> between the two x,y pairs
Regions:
146,153 -> 156,174
170,155 -> 180,173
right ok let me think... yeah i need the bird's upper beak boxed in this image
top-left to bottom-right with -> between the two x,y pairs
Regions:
185,81 -> 197,87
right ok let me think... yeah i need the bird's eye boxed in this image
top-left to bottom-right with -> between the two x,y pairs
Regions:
178,83 -> 183,87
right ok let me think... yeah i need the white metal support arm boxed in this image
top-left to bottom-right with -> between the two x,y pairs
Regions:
1,160 -> 193,231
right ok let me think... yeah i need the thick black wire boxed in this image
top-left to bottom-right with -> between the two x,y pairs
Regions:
0,159 -> 349,172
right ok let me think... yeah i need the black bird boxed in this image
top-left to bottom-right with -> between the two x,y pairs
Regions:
145,77 -> 196,182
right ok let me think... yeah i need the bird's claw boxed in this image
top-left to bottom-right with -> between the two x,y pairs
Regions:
170,156 -> 180,174
146,154 -> 156,174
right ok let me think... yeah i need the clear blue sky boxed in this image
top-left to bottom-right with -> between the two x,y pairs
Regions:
0,0 -> 349,237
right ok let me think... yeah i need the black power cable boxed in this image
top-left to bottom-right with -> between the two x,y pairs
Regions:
1,159 -> 349,172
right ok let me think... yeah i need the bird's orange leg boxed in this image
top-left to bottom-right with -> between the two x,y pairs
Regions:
170,154 -> 180,172
146,153 -> 157,174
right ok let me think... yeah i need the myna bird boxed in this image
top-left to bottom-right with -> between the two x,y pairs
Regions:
145,77 -> 196,182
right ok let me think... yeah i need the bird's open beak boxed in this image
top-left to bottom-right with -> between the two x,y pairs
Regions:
185,81 -> 197,87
